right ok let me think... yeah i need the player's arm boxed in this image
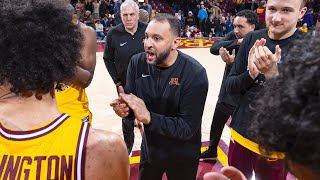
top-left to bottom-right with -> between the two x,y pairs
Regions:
210,32 -> 239,55
225,33 -> 256,94
85,128 -> 129,180
74,23 -> 96,88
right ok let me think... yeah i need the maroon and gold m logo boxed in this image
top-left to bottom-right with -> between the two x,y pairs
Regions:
169,78 -> 180,86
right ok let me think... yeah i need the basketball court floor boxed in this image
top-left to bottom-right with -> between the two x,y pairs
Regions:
87,39 -> 295,180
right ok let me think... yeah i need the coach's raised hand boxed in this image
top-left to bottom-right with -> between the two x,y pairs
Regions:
110,86 -> 130,118
120,93 -> 151,125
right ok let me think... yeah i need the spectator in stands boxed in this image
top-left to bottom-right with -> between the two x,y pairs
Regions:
175,10 -> 185,31
114,0 -> 122,25
109,0 -> 115,14
209,3 -> 222,18
85,10 -> 96,30
194,4 -> 201,28
183,25 -> 192,38
205,13 -> 216,37
102,15 -> 109,27
92,0 -> 100,19
101,16 -> 111,33
85,0 -> 93,13
95,19 -> 105,40
198,4 -> 208,33
139,9 -> 150,23
255,0 -> 266,29
191,25 -> 201,38
132,0 -> 138,5
302,8 -> 314,29
245,0 -> 258,11
225,15 -> 235,34
142,0 -> 152,18
316,12 -> 320,32
173,0 -> 181,13
305,0 -> 313,9
313,0 -> 320,12
312,10 -> 319,27
236,0 -> 246,13
75,0 -> 84,20
100,0 -> 108,18
185,11 -> 196,27
214,15 -> 225,37
108,13 -> 116,27
177,9 -> 186,24
206,1 -> 213,11
299,22 -> 308,32
225,0 -> 236,14
66,0 -> 75,12
188,0 -> 198,15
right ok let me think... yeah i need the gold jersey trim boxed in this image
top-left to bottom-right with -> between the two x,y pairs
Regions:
0,114 -> 69,141
231,128 -> 285,159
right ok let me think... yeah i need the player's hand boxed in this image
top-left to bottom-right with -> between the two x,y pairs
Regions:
119,93 -> 151,125
110,86 -> 130,118
253,38 -> 281,77
248,42 -> 262,79
219,47 -> 235,65
203,166 -> 247,180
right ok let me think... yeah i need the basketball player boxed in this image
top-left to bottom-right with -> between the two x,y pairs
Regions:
55,5 -> 96,123
200,10 -> 258,161
225,0 -> 307,178
204,33 -> 320,180
0,0 -> 129,179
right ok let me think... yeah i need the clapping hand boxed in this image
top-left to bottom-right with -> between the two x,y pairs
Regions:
219,47 -> 236,65
250,38 -> 281,79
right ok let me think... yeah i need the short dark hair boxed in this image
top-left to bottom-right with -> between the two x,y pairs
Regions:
150,13 -> 181,37
235,9 -> 258,26
0,0 -> 83,99
251,33 -> 320,174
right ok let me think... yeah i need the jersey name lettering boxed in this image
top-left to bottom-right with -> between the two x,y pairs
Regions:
0,154 -> 73,180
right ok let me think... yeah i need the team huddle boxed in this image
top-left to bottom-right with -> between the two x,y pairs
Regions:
0,0 -> 319,180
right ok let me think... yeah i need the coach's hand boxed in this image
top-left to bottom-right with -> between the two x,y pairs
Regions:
110,86 -> 130,118
120,93 -> 151,125
219,47 -> 235,65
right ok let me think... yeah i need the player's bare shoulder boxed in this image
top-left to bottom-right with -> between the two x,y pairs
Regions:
79,22 -> 96,38
85,128 -> 129,180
